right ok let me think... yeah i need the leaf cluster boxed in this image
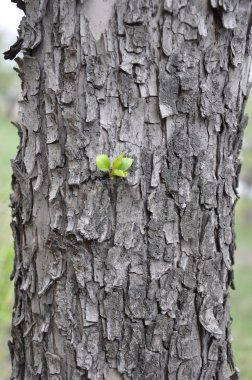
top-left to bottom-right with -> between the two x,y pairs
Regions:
96,152 -> 134,178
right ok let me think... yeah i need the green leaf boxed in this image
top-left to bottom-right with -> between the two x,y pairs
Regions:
112,169 -> 128,178
118,157 -> 134,171
112,152 -> 126,169
96,154 -> 111,171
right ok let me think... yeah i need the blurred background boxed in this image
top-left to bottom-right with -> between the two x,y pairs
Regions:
0,3 -> 252,380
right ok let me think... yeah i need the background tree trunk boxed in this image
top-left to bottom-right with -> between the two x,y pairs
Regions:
8,0 -> 252,379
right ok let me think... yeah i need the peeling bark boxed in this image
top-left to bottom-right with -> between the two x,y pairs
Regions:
8,0 -> 252,379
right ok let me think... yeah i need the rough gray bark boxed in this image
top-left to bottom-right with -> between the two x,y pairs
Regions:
7,0 -> 252,379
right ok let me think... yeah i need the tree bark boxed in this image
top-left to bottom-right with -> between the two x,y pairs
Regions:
8,0 -> 252,379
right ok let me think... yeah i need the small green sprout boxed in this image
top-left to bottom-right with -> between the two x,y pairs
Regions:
96,152 -> 134,178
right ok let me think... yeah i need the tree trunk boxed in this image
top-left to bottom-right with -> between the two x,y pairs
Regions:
7,0 -> 252,379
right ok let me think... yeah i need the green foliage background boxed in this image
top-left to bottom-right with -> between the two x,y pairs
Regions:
0,38 -> 252,380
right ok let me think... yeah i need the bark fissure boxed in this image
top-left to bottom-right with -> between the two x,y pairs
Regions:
7,0 -> 252,379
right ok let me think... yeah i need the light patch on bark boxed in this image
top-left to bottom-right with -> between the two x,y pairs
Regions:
105,369 -> 123,380
85,0 -> 117,41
